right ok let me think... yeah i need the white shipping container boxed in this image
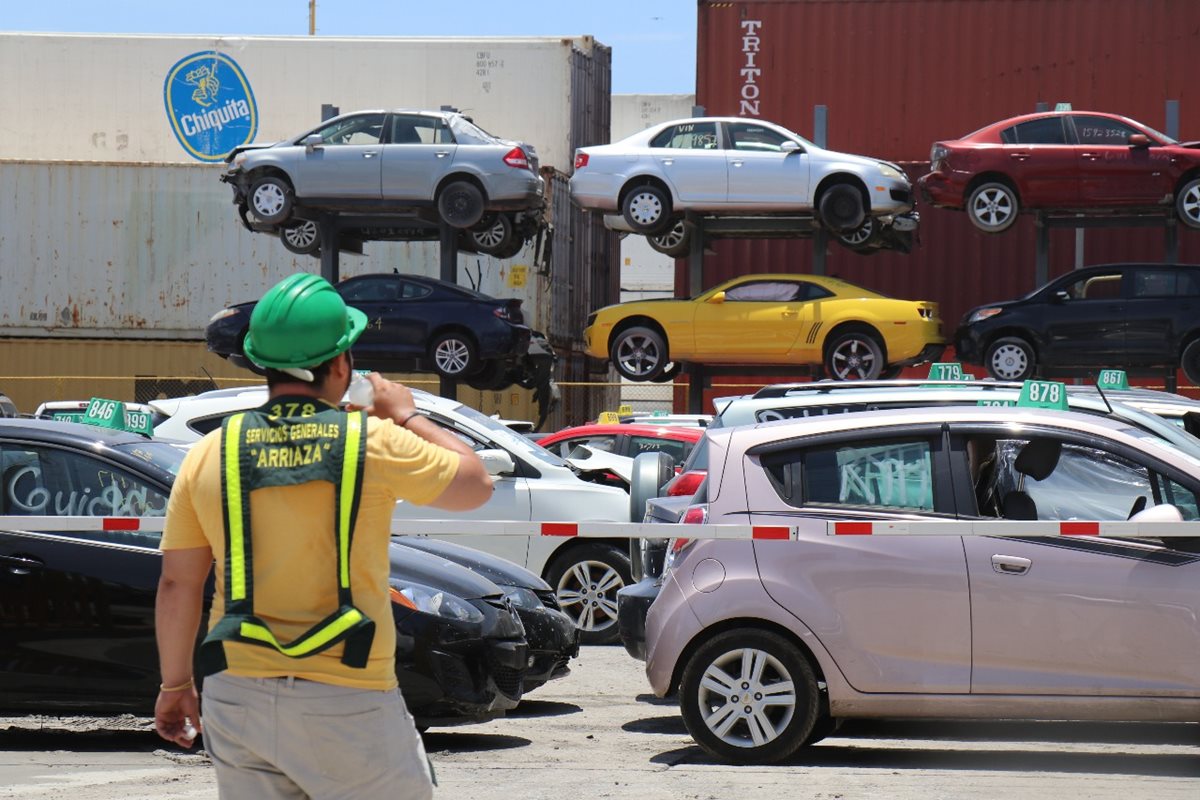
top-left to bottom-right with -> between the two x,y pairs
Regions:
0,160 -> 552,338
610,93 -> 696,141
0,33 -> 605,172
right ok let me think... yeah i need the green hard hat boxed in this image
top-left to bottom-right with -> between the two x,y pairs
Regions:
243,273 -> 367,369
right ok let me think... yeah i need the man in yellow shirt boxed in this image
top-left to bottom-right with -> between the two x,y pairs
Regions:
154,273 -> 492,798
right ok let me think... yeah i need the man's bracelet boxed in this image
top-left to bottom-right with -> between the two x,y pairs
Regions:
397,410 -> 420,428
159,678 -> 194,693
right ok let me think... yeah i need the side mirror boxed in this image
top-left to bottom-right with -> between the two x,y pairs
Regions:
780,141 -> 801,154
477,448 -> 515,476
707,291 -> 726,304
1128,133 -> 1151,148
303,134 -> 324,154
1054,290 -> 1070,303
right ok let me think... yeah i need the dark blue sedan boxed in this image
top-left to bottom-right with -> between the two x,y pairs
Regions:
207,273 -> 535,386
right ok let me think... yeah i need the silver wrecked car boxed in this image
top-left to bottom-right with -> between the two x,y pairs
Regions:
569,116 -> 915,237
222,109 -> 544,230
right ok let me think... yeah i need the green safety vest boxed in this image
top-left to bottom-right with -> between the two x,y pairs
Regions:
197,398 -> 375,677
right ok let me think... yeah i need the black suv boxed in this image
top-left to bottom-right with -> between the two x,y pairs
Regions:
956,263 -> 1200,382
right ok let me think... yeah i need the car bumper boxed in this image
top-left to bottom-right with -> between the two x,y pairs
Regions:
616,576 -> 661,661
394,605 -> 528,727
869,179 -> 915,215
569,172 -> 622,212
954,325 -> 986,364
582,322 -> 609,359
917,171 -> 967,208
516,605 -> 579,692
485,172 -> 546,210
644,571 -> 705,698
478,323 -> 533,361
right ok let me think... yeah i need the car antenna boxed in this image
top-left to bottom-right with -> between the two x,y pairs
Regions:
1093,374 -> 1115,415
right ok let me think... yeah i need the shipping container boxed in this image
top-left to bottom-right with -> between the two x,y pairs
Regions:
0,33 -> 610,172
0,338 -> 552,429
696,0 -> 1199,161
684,0 -> 1200,406
0,160 -> 600,343
611,94 -> 697,140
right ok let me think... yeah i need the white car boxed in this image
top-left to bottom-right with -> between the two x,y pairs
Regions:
150,386 -> 634,643
569,116 -> 916,248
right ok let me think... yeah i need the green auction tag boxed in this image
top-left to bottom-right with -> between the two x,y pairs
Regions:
81,397 -> 153,436
50,410 -> 86,423
1017,380 -> 1068,410
651,409 -> 668,417
977,399 -> 1016,407
1096,369 -> 1130,390
927,362 -> 965,381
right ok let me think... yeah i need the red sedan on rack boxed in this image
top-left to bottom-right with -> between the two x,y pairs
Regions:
918,110 -> 1200,233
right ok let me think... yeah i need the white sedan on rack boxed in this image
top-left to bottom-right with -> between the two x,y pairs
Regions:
569,116 -> 916,251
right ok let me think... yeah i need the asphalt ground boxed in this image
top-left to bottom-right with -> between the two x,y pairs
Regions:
2,645 -> 1198,799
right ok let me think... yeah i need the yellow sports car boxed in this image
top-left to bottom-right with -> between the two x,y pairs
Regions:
583,274 -> 945,381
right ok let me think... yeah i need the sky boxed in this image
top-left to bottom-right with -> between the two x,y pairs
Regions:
1,0 -> 698,95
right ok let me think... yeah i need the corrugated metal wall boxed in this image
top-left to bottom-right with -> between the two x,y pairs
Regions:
697,0 -> 1199,160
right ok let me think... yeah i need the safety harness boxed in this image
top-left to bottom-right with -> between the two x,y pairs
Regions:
198,398 -> 375,676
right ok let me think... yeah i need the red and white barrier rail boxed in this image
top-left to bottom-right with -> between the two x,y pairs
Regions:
1,516 -> 1199,540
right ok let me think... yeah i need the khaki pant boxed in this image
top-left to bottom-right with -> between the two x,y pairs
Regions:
201,673 -> 434,800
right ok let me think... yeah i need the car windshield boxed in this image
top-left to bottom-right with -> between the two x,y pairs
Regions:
114,441 -> 189,477
450,116 -> 498,145
451,403 -> 568,468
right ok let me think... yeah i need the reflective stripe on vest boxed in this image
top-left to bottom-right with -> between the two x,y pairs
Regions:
198,401 -> 375,676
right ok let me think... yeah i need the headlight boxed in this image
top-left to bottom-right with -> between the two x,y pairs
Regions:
389,582 -> 484,623
968,307 -> 1003,324
878,164 -> 903,180
208,308 -> 238,324
500,585 -> 542,610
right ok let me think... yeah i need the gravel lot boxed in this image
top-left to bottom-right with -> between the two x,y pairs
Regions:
2,645 -> 1198,799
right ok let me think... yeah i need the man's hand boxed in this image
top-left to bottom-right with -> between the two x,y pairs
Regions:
154,685 -> 202,748
363,373 -> 417,424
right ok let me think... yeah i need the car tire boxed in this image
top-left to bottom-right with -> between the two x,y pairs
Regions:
817,184 -> 866,233
647,219 -> 691,257
437,181 -> 485,229
650,362 -> 682,383
465,361 -> 513,391
1176,177 -> 1200,230
824,330 -> 885,381
429,331 -> 480,379
834,216 -> 881,252
679,628 -> 820,764
470,214 -> 517,255
1181,338 -> 1200,385
621,184 -> 672,235
985,336 -> 1036,381
279,219 -> 320,255
610,326 -> 669,382
249,175 -> 294,226
545,542 -> 632,645
967,181 -> 1020,233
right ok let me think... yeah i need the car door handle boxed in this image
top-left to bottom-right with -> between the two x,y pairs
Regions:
1009,153 -> 1031,161
1,553 -> 45,576
991,555 -> 1031,575
660,158 -> 674,166
362,151 -> 378,159
730,160 -> 744,168
781,310 -> 798,318
1080,153 -> 1100,160
435,151 -> 451,158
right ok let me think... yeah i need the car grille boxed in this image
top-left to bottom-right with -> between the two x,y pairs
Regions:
486,651 -> 525,700
890,188 -> 912,203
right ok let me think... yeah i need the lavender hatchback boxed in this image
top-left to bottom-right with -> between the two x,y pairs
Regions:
645,405 -> 1200,763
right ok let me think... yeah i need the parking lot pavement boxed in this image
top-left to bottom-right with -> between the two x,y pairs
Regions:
2,646 -> 1199,799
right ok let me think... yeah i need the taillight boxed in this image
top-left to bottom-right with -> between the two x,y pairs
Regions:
503,147 -> 530,169
681,505 -> 708,525
574,152 -> 589,169
663,533 -> 698,576
930,144 -> 949,170
665,470 -> 707,497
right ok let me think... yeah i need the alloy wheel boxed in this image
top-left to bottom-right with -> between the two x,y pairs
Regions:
614,332 -> 662,378
1181,183 -> 1200,226
971,187 -> 1014,229
697,647 -> 797,749
434,338 -> 472,375
555,559 -> 624,632
284,221 -> 318,250
829,337 -> 879,380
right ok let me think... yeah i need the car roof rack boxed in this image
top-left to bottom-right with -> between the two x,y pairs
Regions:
749,378 -> 1017,399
